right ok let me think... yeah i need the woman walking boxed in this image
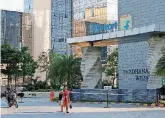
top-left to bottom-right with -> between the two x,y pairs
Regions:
61,86 -> 70,113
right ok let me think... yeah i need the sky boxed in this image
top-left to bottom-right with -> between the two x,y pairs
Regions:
0,0 -> 24,12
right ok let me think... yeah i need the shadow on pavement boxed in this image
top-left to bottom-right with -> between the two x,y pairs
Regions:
0,106 -> 9,108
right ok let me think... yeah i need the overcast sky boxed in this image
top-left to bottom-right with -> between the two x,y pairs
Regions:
0,0 -> 24,12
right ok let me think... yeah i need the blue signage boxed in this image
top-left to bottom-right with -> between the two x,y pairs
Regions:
93,22 -> 118,34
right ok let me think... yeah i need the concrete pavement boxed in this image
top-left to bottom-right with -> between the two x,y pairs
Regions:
1,98 -> 165,118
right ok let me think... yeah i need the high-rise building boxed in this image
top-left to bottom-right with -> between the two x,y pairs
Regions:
21,13 -> 33,55
23,0 -> 72,81
51,0 -> 72,55
0,10 -> 33,87
0,10 -> 33,54
0,10 -> 22,49
24,0 -> 72,55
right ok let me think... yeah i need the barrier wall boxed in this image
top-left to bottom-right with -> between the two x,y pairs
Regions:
72,89 -> 157,103
23,92 -> 59,98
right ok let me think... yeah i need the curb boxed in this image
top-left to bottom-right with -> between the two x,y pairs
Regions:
72,101 -> 165,108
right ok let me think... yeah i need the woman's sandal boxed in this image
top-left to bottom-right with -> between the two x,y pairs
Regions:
66,111 -> 69,113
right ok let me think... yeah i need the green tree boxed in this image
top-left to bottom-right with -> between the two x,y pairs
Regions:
156,55 -> 165,77
1,44 -> 21,85
104,48 -> 118,88
102,80 -> 112,87
48,53 -> 83,89
20,47 -> 38,84
1,44 -> 38,86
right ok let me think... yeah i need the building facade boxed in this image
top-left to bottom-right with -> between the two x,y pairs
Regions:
67,0 -> 165,89
51,0 -> 72,55
24,0 -> 52,81
21,13 -> 33,55
0,10 -> 22,49
72,0 -> 118,61
0,10 -> 33,53
24,0 -> 72,56
118,0 -> 165,89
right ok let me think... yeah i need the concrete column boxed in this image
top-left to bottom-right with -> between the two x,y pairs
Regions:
147,36 -> 165,89
81,47 -> 102,89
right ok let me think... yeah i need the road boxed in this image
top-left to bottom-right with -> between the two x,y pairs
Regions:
1,98 -> 165,118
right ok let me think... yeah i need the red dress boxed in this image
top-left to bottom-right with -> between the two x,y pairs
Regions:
63,90 -> 69,107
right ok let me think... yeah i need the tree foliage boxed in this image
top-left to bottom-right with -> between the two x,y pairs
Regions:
156,55 -> 165,77
20,47 -> 38,83
1,44 -> 21,84
23,80 -> 50,91
102,80 -> 112,86
104,48 -> 118,88
1,44 -> 38,85
48,53 -> 83,89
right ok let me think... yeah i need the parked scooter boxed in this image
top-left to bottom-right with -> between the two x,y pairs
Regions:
6,89 -> 18,108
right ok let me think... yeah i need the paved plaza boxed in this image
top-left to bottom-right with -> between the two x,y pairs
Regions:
1,98 -> 165,118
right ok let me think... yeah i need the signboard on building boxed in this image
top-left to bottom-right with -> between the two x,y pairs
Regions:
123,68 -> 149,82
86,22 -> 118,35
93,22 -> 118,34
120,14 -> 132,30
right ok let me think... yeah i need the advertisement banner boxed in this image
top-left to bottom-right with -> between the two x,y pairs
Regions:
120,14 -> 132,30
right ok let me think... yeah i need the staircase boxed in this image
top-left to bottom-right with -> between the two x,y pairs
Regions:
147,36 -> 165,89
81,47 -> 102,89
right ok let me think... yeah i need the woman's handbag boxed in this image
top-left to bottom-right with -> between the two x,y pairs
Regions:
70,104 -> 72,109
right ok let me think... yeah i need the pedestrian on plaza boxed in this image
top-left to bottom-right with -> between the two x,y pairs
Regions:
59,85 -> 64,105
59,82 -> 67,101
69,88 -> 73,109
61,85 -> 70,113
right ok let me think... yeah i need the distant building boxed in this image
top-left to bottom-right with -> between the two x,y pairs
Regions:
0,10 -> 22,49
21,13 -> 33,55
23,0 -> 72,81
0,10 -> 33,87
0,10 -> 33,54
24,0 -> 72,55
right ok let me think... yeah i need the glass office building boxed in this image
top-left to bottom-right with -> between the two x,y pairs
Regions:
0,10 -> 22,49
51,0 -> 72,55
24,0 -> 72,55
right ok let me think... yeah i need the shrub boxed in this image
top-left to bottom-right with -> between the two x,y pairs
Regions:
159,100 -> 165,104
